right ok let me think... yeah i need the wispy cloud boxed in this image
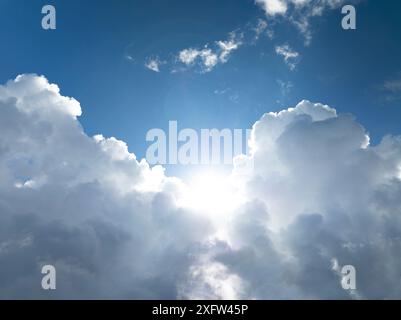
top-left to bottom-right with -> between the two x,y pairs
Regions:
141,0 -> 357,74
277,79 -> 294,96
256,0 -> 349,45
142,19 -> 273,74
253,19 -> 274,41
383,78 -> 401,93
214,87 -> 240,103
217,38 -> 241,63
380,74 -> 401,102
275,44 -> 300,70
178,48 -> 219,72
177,32 -> 242,73
145,57 -> 163,72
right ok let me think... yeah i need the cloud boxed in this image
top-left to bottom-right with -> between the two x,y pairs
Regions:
253,19 -> 274,41
2,76 -> 401,299
179,49 -> 201,65
214,87 -> 240,103
275,44 -> 300,70
145,0 -> 344,75
184,100 -> 401,299
203,100 -> 401,299
256,0 -> 288,16
256,0 -> 349,44
140,0 -> 358,74
384,79 -> 401,92
277,79 -> 294,96
145,58 -> 163,72
177,33 -> 242,73
0,74 -> 211,299
380,74 -> 401,102
178,48 -> 219,73
143,31 -> 244,74
217,38 -> 241,63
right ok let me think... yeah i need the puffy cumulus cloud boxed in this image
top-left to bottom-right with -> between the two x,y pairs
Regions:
187,100 -> 401,299
0,74 -> 212,299
2,76 -> 401,300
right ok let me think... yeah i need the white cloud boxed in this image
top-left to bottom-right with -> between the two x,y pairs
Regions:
217,38 -> 241,63
212,100 -> 401,299
179,49 -> 201,65
275,44 -> 300,70
145,57 -> 163,72
2,76 -> 401,299
200,49 -> 219,71
0,74 -> 211,299
171,32 -> 242,73
178,48 -> 219,72
255,0 -> 288,16
277,79 -> 294,96
379,74 -> 401,102
142,0 -> 355,74
178,34 -> 241,73
125,54 -> 134,62
185,100 -> 401,299
253,19 -> 274,41
256,0 -> 348,44
383,79 -> 401,92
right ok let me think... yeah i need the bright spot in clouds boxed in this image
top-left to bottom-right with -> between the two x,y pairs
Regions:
179,169 -> 244,220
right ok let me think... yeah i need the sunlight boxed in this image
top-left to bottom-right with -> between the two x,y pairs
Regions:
179,169 -> 243,218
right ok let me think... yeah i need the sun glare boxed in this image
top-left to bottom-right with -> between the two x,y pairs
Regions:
179,169 -> 243,219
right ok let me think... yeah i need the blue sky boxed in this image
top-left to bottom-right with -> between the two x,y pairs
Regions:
1,0 -> 401,175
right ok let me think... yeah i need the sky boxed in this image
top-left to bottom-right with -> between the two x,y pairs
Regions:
1,0 -> 401,176
1,0 -> 401,300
